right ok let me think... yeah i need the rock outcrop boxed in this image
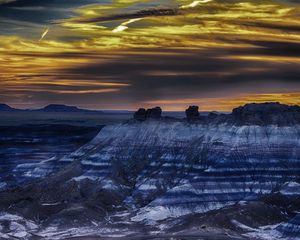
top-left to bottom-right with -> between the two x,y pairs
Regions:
231,102 -> 300,125
134,102 -> 300,126
185,105 -> 200,120
146,106 -> 162,119
134,107 -> 162,121
133,108 -> 147,121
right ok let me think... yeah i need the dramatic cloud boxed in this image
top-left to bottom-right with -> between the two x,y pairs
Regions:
0,0 -> 16,4
0,0 -> 300,110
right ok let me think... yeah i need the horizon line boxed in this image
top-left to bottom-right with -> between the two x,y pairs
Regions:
0,101 -> 288,113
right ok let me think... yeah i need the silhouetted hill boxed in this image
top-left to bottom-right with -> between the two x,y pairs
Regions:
0,104 -> 19,112
38,104 -> 98,113
0,103 -> 103,113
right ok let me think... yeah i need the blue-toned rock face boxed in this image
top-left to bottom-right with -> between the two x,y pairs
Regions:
0,124 -> 101,190
1,103 -> 300,239
3,119 -> 298,239
60,122 -> 300,209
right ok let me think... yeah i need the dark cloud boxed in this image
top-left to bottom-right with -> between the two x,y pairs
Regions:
76,8 -> 179,23
0,0 -> 103,26
54,40 -> 300,105
0,0 -> 118,40
0,0 -> 101,7
0,0 -> 16,4
236,20 -> 300,33
234,40 -> 300,57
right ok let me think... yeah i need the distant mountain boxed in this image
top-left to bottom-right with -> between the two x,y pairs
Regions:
0,103 -> 103,113
37,104 -> 100,113
0,103 -> 19,112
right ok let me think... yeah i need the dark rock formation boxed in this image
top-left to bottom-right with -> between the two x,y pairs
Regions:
134,102 -> 300,126
231,102 -> 300,125
185,106 -> 200,120
146,107 -> 162,119
134,107 -> 162,121
134,108 -> 147,121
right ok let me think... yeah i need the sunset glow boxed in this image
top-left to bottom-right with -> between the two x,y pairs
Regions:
0,0 -> 299,110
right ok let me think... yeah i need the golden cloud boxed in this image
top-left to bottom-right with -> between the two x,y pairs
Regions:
0,0 -> 299,109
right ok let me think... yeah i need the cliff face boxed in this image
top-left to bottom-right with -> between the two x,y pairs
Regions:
5,120 -> 299,239
62,121 -> 300,211
1,103 -> 300,239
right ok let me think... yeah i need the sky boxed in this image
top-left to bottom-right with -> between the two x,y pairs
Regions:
0,0 -> 299,111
